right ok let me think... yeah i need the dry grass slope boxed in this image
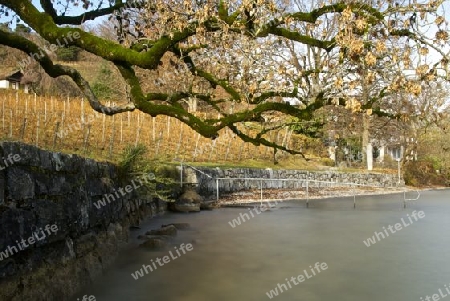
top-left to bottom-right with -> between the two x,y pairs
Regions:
0,90 -> 321,169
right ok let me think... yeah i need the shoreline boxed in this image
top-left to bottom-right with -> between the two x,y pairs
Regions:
217,186 -> 447,206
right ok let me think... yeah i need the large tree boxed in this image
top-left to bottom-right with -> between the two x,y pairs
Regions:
0,0 -> 448,157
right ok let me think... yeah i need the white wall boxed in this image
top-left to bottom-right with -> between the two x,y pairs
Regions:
0,80 -> 9,89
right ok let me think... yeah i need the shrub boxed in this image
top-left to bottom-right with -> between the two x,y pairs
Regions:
319,158 -> 335,167
117,144 -> 178,201
91,64 -> 115,100
55,46 -> 81,61
403,160 -> 448,187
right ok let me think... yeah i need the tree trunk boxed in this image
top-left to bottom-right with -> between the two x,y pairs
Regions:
362,113 -> 371,170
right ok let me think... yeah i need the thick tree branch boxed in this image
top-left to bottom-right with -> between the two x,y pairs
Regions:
54,2 -> 136,24
289,3 -> 383,23
0,0 -> 443,159
250,89 -> 299,104
0,0 -> 196,69
228,124 -> 306,157
264,27 -> 335,51
40,0 -> 57,20
170,47 -> 242,100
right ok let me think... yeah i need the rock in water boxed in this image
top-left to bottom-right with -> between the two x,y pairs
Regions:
146,225 -> 178,236
140,237 -> 169,250
161,223 -> 191,230
169,187 -> 204,212
179,188 -> 204,204
170,203 -> 201,212
200,201 -> 216,210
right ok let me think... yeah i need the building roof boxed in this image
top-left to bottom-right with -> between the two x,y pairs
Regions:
0,69 -> 22,82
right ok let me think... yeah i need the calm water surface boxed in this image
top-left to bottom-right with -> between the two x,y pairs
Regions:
71,189 -> 450,301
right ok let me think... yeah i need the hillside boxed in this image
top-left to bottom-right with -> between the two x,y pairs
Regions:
0,89 -> 332,169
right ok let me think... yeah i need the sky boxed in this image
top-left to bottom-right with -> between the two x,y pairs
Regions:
2,0 -> 104,29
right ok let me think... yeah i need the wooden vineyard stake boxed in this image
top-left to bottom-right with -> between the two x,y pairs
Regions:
15,92 -> 19,116
80,98 -> 84,123
66,96 -> 70,115
2,96 -> 4,131
155,130 -> 163,156
109,114 -> 115,158
175,123 -> 184,157
34,93 -> 37,113
36,113 -> 41,146
83,124 -> 91,155
208,139 -> 217,162
53,121 -> 60,149
20,118 -> 27,140
192,133 -> 201,161
152,117 -> 156,142
120,113 -> 123,143
166,116 -> 171,139
35,115 -> 40,146
135,112 -> 142,147
9,109 -> 12,137
25,95 -> 28,116
102,113 -> 106,143
238,140 -> 245,161
225,129 -> 232,161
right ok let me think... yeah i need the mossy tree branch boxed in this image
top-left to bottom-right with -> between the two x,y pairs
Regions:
0,0 -> 445,158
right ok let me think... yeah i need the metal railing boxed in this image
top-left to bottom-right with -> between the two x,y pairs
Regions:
213,177 -> 411,208
176,162 -> 415,209
177,161 -> 213,187
403,190 -> 420,208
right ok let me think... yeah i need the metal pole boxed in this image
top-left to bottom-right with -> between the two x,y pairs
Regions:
306,179 -> 309,208
180,162 -> 183,187
398,159 -> 401,184
260,179 -> 263,202
216,178 -> 219,202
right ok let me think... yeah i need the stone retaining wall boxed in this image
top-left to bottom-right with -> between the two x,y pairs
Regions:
0,141 -> 166,301
183,166 -> 404,198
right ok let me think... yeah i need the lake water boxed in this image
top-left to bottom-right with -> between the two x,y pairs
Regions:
71,189 -> 450,301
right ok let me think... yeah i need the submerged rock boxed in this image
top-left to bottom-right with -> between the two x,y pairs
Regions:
161,223 -> 191,230
140,237 -> 169,250
146,225 -> 178,236
169,203 -> 201,212
200,201 -> 216,210
179,188 -> 204,204
168,187 -> 209,212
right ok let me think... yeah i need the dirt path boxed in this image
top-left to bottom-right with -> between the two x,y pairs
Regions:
218,186 -> 423,206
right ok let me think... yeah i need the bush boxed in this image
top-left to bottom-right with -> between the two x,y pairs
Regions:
319,158 -> 335,167
117,144 -> 148,179
117,144 -> 178,201
91,64 -> 114,100
91,81 -> 113,100
290,134 -> 328,158
55,46 -> 80,61
403,160 -> 448,187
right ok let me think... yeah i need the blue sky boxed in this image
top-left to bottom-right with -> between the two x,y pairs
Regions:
32,0 -> 89,17
3,0 -> 104,29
